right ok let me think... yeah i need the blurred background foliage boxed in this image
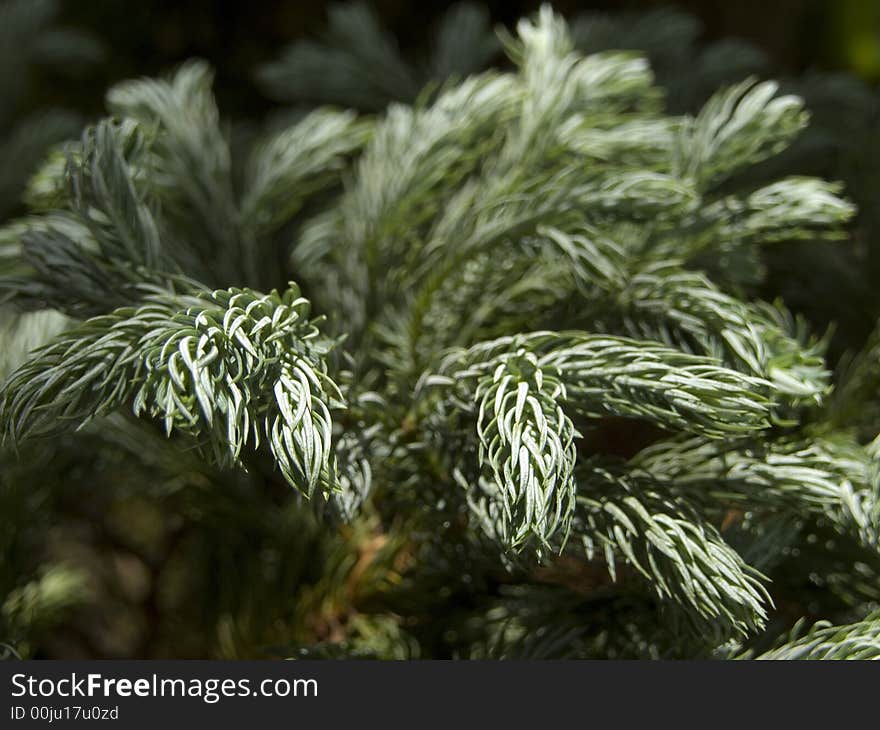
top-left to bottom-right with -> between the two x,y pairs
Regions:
2,0 -> 880,658
35,1 -> 880,123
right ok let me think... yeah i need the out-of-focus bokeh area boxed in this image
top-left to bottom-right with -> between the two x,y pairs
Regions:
22,1 -> 880,122
2,0 -> 879,658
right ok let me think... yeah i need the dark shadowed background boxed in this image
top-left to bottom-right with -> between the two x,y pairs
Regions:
46,0 -> 880,121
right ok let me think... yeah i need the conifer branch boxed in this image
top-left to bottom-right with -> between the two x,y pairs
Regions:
542,225 -> 830,403
425,332 -> 773,438
471,350 -> 577,552
1,284 -> 342,497
633,435 -> 880,551
572,464 -> 770,637
751,612 -> 880,660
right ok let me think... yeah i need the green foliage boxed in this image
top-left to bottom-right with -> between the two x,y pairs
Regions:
573,465 -> 770,638
0,0 -> 105,653
0,0 -> 102,218
750,611 -> 880,660
1,284 -> 342,498
257,2 -> 498,111
3,3 -> 880,660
